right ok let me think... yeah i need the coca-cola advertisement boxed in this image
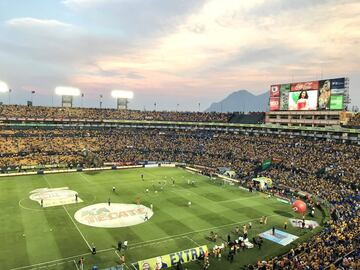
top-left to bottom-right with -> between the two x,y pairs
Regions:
290,81 -> 319,92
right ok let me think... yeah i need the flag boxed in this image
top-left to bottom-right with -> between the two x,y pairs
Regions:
261,159 -> 272,170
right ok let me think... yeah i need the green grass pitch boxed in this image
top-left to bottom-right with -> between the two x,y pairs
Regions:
0,167 -> 324,270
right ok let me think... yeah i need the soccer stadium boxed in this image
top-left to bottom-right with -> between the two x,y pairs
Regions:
0,1 -> 360,270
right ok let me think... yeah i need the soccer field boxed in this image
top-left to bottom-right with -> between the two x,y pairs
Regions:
0,167 -> 324,270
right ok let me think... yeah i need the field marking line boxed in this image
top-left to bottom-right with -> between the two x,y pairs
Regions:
170,187 -> 257,206
18,198 -> 49,212
73,260 -> 80,270
43,175 -> 52,188
184,235 -> 201,247
8,248 -> 114,270
129,237 -> 176,250
62,204 -> 92,251
128,211 -> 290,249
9,212 -> 292,270
78,173 -> 91,183
114,251 -> 130,270
216,195 -> 262,204
42,175 -> 92,251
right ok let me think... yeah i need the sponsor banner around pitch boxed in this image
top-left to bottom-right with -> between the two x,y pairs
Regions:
144,164 -> 159,168
160,163 -> 176,168
29,187 -> 82,207
75,203 -> 153,228
135,245 -> 208,270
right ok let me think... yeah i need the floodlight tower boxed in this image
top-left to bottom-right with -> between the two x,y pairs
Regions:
0,81 -> 10,105
0,81 -> 9,93
55,86 -> 81,107
111,90 -> 134,110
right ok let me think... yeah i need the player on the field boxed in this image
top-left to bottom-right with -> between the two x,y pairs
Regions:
141,174 -> 144,181
144,212 -> 148,221
108,198 -> 111,206
40,199 -> 43,207
78,257 -> 84,270
75,193 -> 78,203
118,240 -> 122,251
112,186 -> 116,192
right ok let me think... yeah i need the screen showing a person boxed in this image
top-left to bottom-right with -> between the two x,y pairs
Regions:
288,90 -> 318,111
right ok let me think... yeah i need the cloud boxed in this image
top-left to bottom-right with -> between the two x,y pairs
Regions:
62,0 -> 207,38
1,0 -> 360,109
6,17 -> 73,28
62,0 -> 115,9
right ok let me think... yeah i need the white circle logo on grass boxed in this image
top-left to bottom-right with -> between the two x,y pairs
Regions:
29,187 -> 82,207
74,203 -> 153,228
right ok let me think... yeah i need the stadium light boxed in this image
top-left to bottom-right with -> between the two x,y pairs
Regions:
0,81 -> 9,93
55,86 -> 81,107
55,86 -> 81,96
111,90 -> 134,99
111,90 -> 133,110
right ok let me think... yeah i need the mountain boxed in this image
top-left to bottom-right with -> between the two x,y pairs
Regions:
205,90 -> 269,113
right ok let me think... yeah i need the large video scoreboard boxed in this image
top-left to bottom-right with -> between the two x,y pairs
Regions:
269,77 -> 348,111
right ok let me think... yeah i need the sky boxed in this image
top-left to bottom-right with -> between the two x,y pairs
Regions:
0,0 -> 359,111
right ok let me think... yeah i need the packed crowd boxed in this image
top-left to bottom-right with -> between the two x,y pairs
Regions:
0,104 -> 231,122
348,113 -> 360,128
0,127 -> 359,269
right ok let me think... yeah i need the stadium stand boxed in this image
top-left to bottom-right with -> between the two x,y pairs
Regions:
347,113 -> 360,128
0,108 -> 359,270
229,112 -> 265,124
0,104 -> 231,122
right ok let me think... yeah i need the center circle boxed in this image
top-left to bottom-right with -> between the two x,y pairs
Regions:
74,203 -> 153,228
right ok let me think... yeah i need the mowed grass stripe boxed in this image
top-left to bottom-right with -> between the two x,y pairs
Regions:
0,179 -> 31,269
0,168 -> 324,270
